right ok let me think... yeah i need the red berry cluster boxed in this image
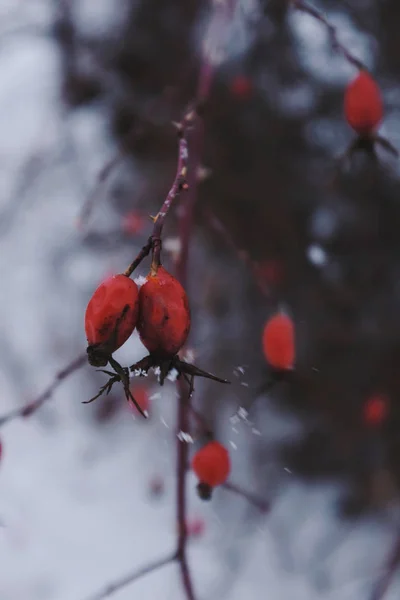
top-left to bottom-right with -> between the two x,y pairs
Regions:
85,267 -> 190,365
84,244 -> 228,415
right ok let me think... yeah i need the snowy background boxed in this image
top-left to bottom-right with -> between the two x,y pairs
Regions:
1,1 -> 400,599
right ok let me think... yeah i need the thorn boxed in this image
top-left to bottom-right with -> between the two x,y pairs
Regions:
149,214 -> 159,223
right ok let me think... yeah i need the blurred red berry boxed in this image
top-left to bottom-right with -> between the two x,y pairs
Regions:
363,394 -> 389,427
122,211 -> 146,236
230,75 -> 253,100
128,384 -> 150,416
262,311 -> 295,371
192,441 -> 230,500
137,266 -> 191,358
255,259 -> 283,287
85,274 -> 139,366
344,70 -> 383,136
186,517 -> 205,538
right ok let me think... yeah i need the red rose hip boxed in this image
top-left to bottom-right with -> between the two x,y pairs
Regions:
192,441 -> 230,500
137,266 -> 190,358
262,311 -> 295,371
85,274 -> 139,366
344,71 -> 383,136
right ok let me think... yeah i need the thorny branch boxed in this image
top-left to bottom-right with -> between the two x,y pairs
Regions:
122,122 -> 189,278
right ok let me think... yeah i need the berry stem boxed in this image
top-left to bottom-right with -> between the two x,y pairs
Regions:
124,236 -> 153,277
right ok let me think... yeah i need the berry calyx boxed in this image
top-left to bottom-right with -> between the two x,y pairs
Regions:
262,310 -> 295,371
192,441 -> 230,500
127,383 -> 150,416
137,266 -> 191,358
85,274 -> 139,367
344,70 -> 383,137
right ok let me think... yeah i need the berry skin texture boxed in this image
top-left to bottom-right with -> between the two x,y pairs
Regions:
344,71 -> 383,136
192,441 -> 230,500
262,311 -> 295,371
85,274 -> 139,366
137,266 -> 191,358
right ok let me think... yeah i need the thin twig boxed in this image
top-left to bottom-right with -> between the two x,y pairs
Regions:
223,481 -> 270,513
291,0 -> 365,70
83,552 -> 177,600
78,150 -> 128,228
0,353 -> 86,428
368,532 -> 400,600
203,208 -> 272,299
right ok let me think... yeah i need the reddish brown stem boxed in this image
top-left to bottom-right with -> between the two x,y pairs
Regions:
0,353 -> 86,428
123,128 -> 189,279
151,132 -> 189,273
176,377 -> 196,600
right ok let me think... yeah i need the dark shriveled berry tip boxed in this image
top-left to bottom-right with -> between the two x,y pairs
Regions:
86,345 -> 109,367
196,482 -> 213,501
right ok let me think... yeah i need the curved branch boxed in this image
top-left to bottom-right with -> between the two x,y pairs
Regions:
0,353 -> 86,428
83,552 -> 177,600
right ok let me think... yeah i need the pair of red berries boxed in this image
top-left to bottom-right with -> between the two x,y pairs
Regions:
85,266 -> 190,369
191,440 -> 230,500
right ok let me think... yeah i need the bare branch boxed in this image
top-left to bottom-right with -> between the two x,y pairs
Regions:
83,552 -> 177,600
0,353 -> 87,428
292,0 -> 365,70
223,481 -> 270,513
203,208 -> 273,299
368,532 -> 400,600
